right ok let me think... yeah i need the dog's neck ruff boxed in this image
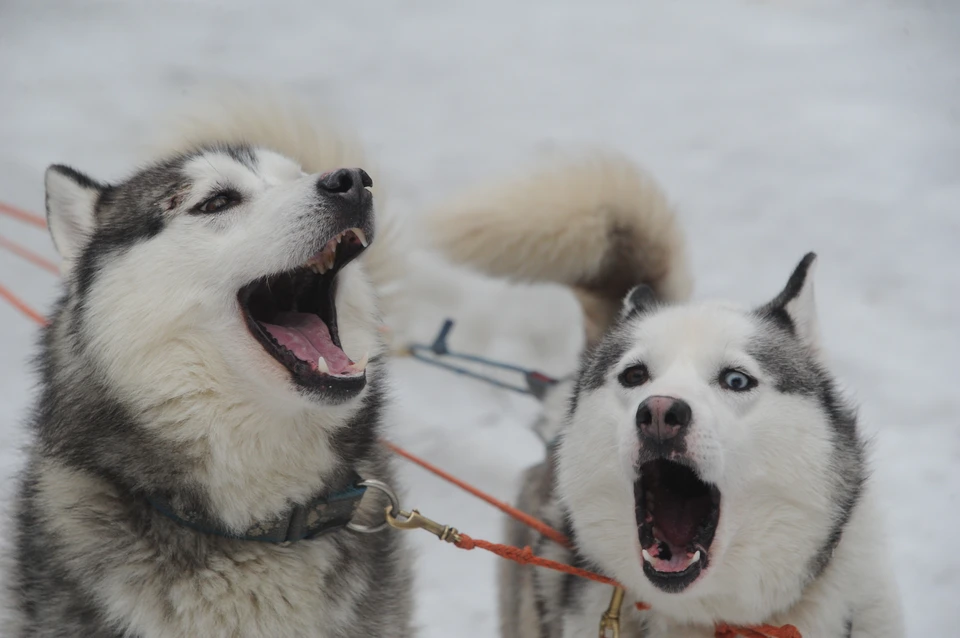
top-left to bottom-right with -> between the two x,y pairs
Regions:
147,471 -> 367,543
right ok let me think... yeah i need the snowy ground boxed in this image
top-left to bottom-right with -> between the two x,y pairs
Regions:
1,1 -> 958,635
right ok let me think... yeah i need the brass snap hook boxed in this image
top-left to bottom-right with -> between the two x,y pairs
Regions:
599,586 -> 625,638
386,508 -> 461,544
346,480 -> 461,545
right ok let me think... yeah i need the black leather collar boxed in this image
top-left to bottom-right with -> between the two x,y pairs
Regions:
147,471 -> 367,543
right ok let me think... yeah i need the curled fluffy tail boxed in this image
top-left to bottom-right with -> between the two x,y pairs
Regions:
425,153 -> 692,343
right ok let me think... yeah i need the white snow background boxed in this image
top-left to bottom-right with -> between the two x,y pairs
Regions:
1,1 -> 958,635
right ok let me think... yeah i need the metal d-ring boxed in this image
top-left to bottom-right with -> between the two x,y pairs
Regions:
346,479 -> 401,534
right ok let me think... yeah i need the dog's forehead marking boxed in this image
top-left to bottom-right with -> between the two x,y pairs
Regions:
625,302 -> 756,366
631,301 -> 826,398
182,148 -> 305,192
579,302 -> 757,392
181,152 -> 263,190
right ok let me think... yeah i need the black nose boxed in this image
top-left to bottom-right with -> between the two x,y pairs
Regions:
317,168 -> 373,196
636,396 -> 692,443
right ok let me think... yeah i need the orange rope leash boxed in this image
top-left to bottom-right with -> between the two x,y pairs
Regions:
382,439 -> 572,548
0,235 -> 60,275
0,201 -> 799,638
455,532 -> 627,589
0,206 -> 56,326
0,282 -> 47,326
0,201 -> 46,228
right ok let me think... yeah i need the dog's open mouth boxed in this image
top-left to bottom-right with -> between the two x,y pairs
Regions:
635,459 -> 721,593
238,227 -> 369,391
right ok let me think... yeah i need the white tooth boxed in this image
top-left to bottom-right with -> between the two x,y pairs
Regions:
642,549 -> 654,564
352,351 -> 369,372
317,357 -> 329,374
336,234 -> 342,244
354,228 -> 368,247
690,550 -> 701,564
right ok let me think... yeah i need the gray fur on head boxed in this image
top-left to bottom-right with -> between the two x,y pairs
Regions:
621,284 -> 659,319
750,252 -> 866,582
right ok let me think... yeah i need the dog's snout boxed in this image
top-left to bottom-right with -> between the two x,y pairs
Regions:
316,168 -> 373,197
637,396 -> 692,443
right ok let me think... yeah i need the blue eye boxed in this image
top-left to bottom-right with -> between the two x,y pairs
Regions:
720,369 -> 756,392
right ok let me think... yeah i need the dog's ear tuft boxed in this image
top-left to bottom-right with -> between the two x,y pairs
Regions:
621,284 -> 658,319
759,252 -> 820,347
45,165 -> 104,274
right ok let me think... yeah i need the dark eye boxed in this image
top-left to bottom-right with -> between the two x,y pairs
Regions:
194,190 -> 240,214
619,364 -> 650,387
719,369 -> 757,392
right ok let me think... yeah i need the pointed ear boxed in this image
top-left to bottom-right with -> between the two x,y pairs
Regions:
45,164 -> 103,274
759,252 -> 820,347
621,284 -> 658,319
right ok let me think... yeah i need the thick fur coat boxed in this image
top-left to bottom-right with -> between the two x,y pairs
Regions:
7,101 -> 414,638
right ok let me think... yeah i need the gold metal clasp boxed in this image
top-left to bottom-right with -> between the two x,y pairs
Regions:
385,507 -> 462,544
598,586 -> 625,638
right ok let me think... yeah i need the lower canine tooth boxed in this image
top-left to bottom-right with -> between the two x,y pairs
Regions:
317,357 -> 330,374
642,549 -> 654,564
691,550 -> 701,563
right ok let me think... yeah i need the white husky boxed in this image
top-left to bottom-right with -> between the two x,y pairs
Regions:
425,154 -> 904,637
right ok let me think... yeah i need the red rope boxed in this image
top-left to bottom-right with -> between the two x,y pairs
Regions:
0,201 -> 46,229
0,235 -> 60,275
0,282 -> 47,326
382,440 -> 572,548
455,533 -> 622,588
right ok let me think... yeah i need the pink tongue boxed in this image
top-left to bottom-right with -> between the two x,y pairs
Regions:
260,312 -> 354,375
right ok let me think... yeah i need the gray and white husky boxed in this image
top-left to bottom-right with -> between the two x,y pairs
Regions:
6,101 -> 413,637
426,155 -> 904,637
